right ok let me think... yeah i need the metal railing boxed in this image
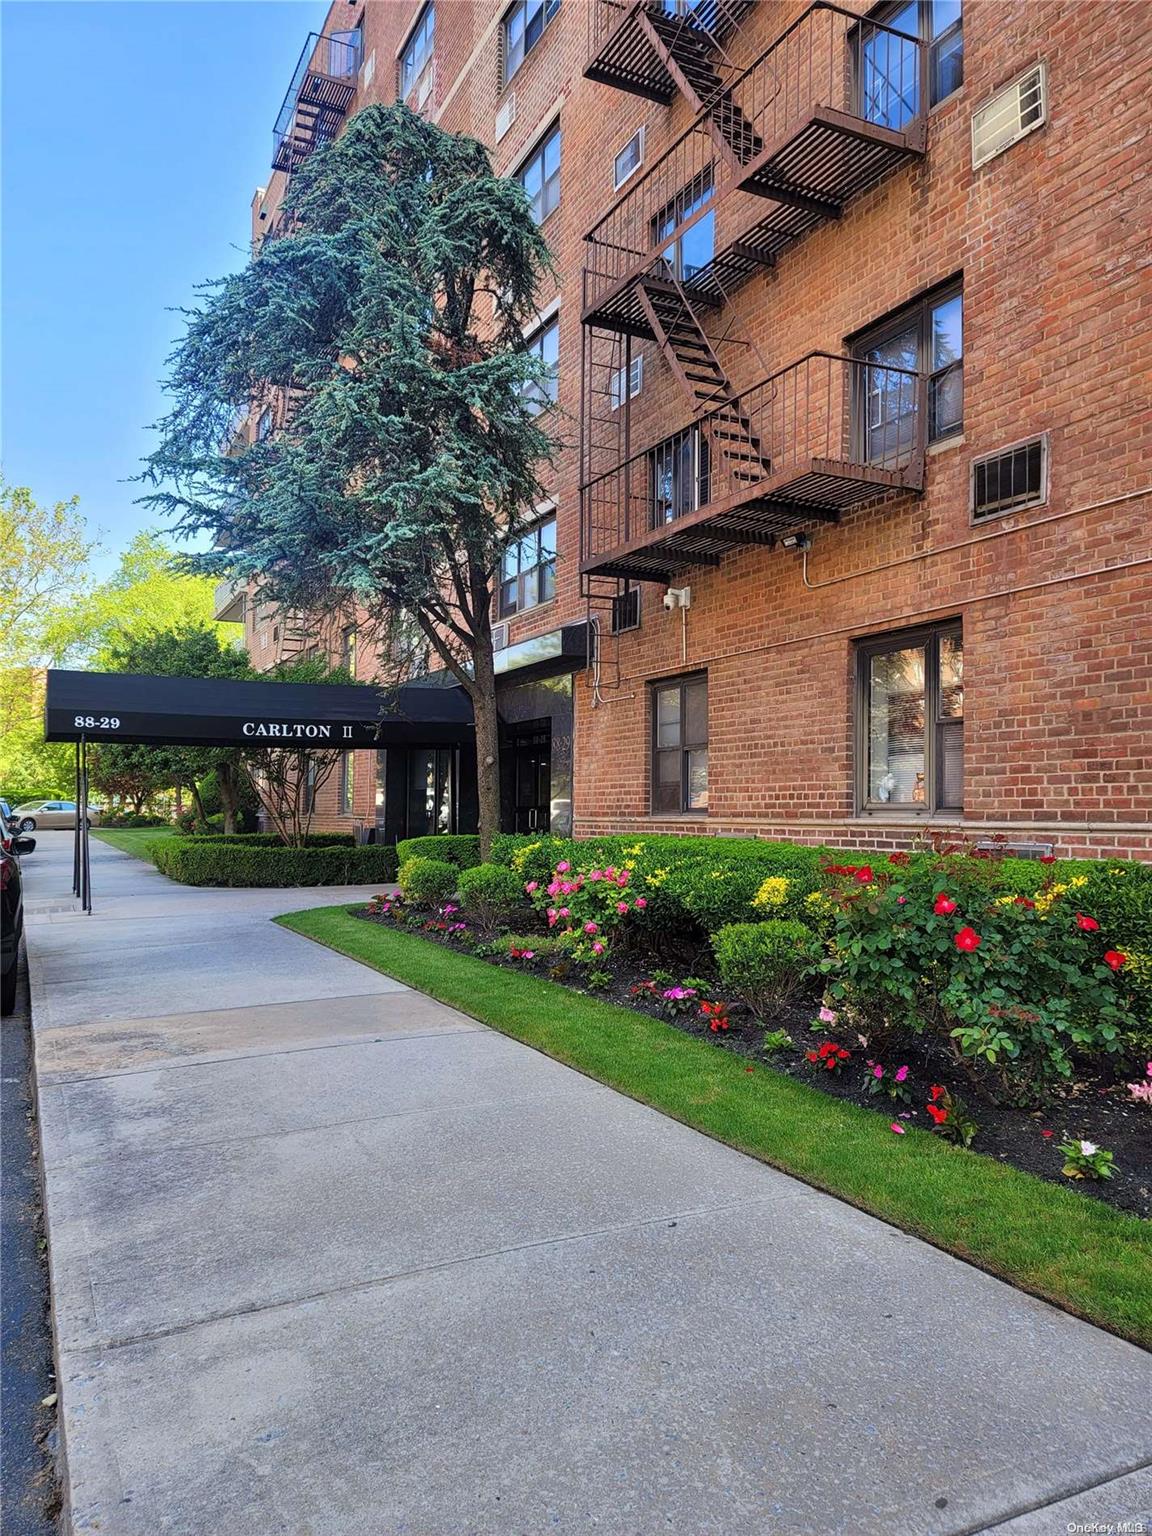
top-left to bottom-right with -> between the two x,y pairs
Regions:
273,31 -> 361,172
583,2 -> 924,313
580,351 -> 924,564
587,0 -> 750,75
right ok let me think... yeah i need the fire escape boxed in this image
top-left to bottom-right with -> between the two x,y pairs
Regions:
580,0 -> 930,590
271,30 -> 361,176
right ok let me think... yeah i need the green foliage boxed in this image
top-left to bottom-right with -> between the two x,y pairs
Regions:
150,837 -> 397,887
397,855 -> 458,907
712,920 -> 822,1014
396,834 -> 481,870
183,831 -> 355,847
100,812 -> 170,829
456,862 -> 525,929
0,479 -> 93,670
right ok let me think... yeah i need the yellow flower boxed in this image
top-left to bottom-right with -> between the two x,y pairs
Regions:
645,867 -> 669,889
752,876 -> 791,910
994,894 -> 1016,907
623,843 -> 645,858
511,841 -> 542,872
1068,875 -> 1089,890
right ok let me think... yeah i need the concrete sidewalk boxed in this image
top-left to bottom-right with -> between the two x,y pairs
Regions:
23,832 -> 1152,1535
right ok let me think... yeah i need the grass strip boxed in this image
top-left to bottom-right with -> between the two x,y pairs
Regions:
277,903 -> 1152,1350
91,827 -> 176,859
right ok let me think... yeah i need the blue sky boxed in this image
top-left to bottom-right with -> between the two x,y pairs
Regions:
2,0 -> 326,577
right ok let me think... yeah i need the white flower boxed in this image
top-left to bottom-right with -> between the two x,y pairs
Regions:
1079,1140 -> 1098,1157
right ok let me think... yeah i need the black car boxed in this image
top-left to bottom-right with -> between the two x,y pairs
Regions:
1,812 -> 36,1016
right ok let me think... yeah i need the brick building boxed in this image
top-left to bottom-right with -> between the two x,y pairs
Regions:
229,0 -> 1152,858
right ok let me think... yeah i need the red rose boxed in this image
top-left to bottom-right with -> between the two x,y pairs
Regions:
855,866 -> 874,883
934,894 -> 957,916
1103,950 -> 1127,970
954,926 -> 982,952
1039,854 -> 1056,865
1014,896 -> 1035,909
1075,913 -> 1100,932
926,1104 -> 948,1125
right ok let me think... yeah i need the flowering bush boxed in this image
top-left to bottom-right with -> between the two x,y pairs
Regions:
701,1000 -> 731,1033
820,851 -> 1136,1091
864,1061 -> 912,1104
525,857 -> 645,962
806,1040 -> 851,1073
924,1084 -> 978,1147
1058,1138 -> 1115,1181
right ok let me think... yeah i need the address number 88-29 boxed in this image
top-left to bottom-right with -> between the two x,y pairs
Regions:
74,715 -> 121,730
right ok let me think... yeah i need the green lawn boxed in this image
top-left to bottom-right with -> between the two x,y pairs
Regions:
92,826 -> 176,859
277,903 -> 1152,1350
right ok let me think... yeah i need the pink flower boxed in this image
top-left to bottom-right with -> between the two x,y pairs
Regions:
592,941 -> 604,955
547,880 -> 560,897
635,896 -> 647,909
872,1064 -> 884,1079
605,867 -> 616,878
584,921 -> 598,935
897,895 -> 908,905
524,881 -> 538,894
818,1006 -> 838,1024
618,870 -> 630,885
616,901 -> 629,914
589,870 -> 603,881
895,1066 -> 909,1083
558,907 -> 570,919
555,861 -> 570,873
889,1123 -> 905,1135
522,950 -> 535,960
546,907 -> 557,920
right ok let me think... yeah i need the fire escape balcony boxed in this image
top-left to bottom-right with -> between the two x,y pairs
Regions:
585,0 -> 755,103
272,31 -> 361,175
580,351 -> 925,583
582,2 -> 926,333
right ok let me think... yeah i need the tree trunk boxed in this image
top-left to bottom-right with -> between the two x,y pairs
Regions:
189,781 -> 207,826
132,793 -> 147,815
470,620 -> 501,861
217,757 -> 240,835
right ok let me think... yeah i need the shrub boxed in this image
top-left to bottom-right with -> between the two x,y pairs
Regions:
150,838 -> 397,887
712,920 -> 822,1014
524,853 -> 648,961
184,831 -> 356,847
101,812 -> 169,828
397,856 -> 458,908
457,863 -> 525,929
396,834 -> 482,871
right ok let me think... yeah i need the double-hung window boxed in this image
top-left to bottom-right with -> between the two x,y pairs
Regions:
855,282 -> 962,463
400,3 -> 435,108
858,622 -> 963,813
652,166 -> 715,282
649,427 -> 710,527
652,675 -> 708,813
503,0 -> 560,85
255,405 -> 275,442
500,516 -> 556,617
516,123 -> 561,224
521,316 -> 559,413
859,2 -> 963,130
341,624 -> 358,676
340,752 -> 356,816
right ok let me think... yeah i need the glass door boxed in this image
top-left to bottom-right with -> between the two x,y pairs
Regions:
511,727 -> 551,833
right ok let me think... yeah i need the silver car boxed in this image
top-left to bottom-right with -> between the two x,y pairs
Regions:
9,799 -> 102,832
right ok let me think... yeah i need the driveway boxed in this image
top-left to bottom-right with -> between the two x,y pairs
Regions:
22,831 -> 1152,1535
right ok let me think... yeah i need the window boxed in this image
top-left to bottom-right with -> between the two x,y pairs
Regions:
610,582 -> 641,634
857,623 -> 963,813
400,3 -> 435,107
503,0 -> 560,84
854,282 -> 962,461
652,675 -> 708,813
408,748 -> 454,835
609,354 -> 644,411
613,127 -> 645,190
516,123 -> 561,223
340,752 -> 356,816
521,316 -> 559,413
649,427 -> 710,527
500,516 -> 556,616
971,436 -> 1047,521
255,405 -> 275,441
653,167 -> 714,282
861,2 -> 962,126
341,624 -> 358,676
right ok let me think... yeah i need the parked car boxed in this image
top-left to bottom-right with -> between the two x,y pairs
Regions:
9,798 -> 101,832
1,814 -> 36,1015
0,798 -> 13,822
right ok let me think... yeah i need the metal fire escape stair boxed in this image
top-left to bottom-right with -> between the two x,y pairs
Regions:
638,7 -> 763,173
634,274 -> 768,486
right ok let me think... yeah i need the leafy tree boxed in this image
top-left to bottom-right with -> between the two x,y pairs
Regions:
0,668 -> 74,800
141,102 -> 558,855
0,479 -> 94,669
47,530 -> 228,669
101,625 -> 253,832
88,741 -> 173,816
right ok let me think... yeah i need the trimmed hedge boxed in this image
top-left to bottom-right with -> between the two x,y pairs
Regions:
184,832 -> 356,848
396,834 -> 481,870
151,837 -> 397,887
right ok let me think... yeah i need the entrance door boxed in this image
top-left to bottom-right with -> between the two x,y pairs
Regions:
511,726 -> 551,833
407,748 -> 455,837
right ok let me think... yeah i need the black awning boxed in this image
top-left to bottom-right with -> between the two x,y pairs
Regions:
45,669 -> 474,750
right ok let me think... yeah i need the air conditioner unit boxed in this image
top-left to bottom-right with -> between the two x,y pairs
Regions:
495,92 -> 517,143
492,622 -> 510,651
971,63 -> 1047,170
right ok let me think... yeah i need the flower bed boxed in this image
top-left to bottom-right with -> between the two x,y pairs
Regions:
359,835 -> 1152,1219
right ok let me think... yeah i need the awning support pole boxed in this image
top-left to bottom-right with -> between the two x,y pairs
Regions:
79,737 -> 92,915
72,740 -> 82,898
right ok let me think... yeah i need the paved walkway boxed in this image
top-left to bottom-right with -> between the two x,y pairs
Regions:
23,832 -> 1152,1536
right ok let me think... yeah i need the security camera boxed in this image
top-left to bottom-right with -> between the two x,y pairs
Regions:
663,586 -> 692,611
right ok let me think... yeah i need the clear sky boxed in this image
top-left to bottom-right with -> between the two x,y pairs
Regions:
2,0 -> 326,577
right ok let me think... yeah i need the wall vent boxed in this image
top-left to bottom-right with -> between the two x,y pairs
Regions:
495,92 -> 518,142
492,622 -> 510,651
970,435 -> 1048,521
972,64 -> 1046,169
